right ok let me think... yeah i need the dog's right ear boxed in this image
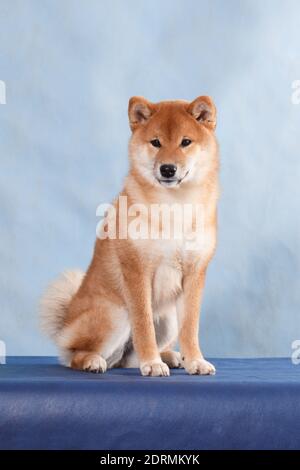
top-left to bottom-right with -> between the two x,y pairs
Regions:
128,96 -> 155,131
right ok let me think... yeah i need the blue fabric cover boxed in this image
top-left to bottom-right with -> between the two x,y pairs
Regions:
0,357 -> 299,450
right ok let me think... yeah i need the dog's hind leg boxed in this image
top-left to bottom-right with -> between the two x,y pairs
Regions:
156,305 -> 183,368
57,300 -> 131,373
160,350 -> 183,369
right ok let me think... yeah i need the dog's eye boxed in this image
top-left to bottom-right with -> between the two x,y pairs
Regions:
150,139 -> 161,148
181,138 -> 192,147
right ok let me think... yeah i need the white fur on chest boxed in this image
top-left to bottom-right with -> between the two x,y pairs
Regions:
150,225 -> 216,309
152,257 -> 182,308
151,238 -> 187,309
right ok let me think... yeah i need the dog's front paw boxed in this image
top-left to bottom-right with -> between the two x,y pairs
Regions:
140,359 -> 170,377
184,358 -> 216,375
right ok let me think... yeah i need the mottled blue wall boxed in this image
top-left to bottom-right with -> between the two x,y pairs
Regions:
1,0 -> 300,356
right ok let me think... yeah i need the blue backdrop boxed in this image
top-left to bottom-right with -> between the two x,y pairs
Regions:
1,0 -> 299,356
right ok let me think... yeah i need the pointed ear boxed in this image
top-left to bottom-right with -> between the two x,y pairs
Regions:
128,96 -> 155,131
188,96 -> 216,131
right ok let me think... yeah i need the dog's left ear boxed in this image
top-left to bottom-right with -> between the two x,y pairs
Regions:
128,96 -> 156,131
188,96 -> 216,131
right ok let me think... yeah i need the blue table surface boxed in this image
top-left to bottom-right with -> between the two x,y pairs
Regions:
1,357 -> 300,450
1,356 -> 299,383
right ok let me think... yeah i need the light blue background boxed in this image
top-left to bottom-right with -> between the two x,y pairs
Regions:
0,0 -> 299,356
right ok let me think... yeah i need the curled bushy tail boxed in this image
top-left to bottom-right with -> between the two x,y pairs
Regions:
40,270 -> 84,340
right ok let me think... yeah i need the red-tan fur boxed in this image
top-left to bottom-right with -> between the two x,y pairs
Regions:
40,96 -> 219,376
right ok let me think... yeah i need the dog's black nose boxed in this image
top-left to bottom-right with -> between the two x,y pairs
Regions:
160,164 -> 177,179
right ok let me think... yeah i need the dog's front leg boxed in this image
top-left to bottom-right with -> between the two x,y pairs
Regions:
177,268 -> 216,375
123,270 -> 170,377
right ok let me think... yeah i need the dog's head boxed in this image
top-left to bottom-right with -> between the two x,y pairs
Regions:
128,96 -> 218,189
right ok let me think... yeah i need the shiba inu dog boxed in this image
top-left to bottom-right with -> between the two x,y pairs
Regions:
40,96 -> 219,377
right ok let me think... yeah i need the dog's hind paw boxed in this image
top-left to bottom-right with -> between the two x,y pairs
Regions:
160,350 -> 183,369
71,352 -> 107,374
